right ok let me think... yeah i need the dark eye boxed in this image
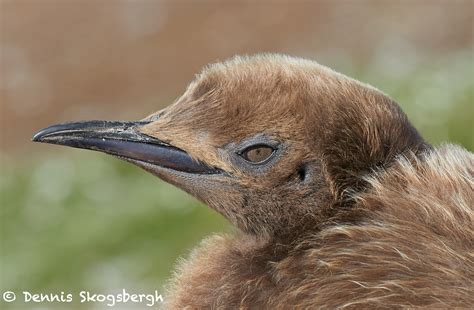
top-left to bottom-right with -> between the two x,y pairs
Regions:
241,145 -> 275,163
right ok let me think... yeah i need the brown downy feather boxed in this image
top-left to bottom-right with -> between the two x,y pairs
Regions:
135,55 -> 472,308
167,145 -> 473,309
32,52 -> 472,308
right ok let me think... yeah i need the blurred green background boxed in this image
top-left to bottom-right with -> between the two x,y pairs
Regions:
1,1 -> 473,309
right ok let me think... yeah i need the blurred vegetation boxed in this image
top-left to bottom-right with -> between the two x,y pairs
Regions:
1,51 -> 473,309
1,152 -> 230,309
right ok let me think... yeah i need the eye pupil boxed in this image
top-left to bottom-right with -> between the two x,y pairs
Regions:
243,146 -> 274,163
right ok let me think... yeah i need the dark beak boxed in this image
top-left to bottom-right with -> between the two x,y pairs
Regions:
32,120 -> 219,174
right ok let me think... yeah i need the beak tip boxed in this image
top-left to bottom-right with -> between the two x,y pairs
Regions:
32,133 -> 42,142
32,123 -> 69,143
32,128 -> 49,143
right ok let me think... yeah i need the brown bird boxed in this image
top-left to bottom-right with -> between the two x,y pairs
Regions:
33,54 -> 473,308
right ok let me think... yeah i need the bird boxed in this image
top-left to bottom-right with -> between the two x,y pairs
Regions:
33,54 -> 473,308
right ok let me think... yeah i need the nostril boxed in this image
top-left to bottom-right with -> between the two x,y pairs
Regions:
297,165 -> 307,182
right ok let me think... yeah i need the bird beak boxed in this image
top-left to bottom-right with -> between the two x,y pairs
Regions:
32,120 -> 219,175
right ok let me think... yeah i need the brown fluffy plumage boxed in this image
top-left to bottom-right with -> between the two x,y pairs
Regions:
168,145 -> 473,308
144,55 -> 473,308
34,54 -> 474,308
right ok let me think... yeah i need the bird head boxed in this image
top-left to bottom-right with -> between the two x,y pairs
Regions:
33,55 -> 426,238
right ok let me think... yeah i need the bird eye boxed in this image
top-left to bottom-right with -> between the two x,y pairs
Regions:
241,145 -> 275,163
